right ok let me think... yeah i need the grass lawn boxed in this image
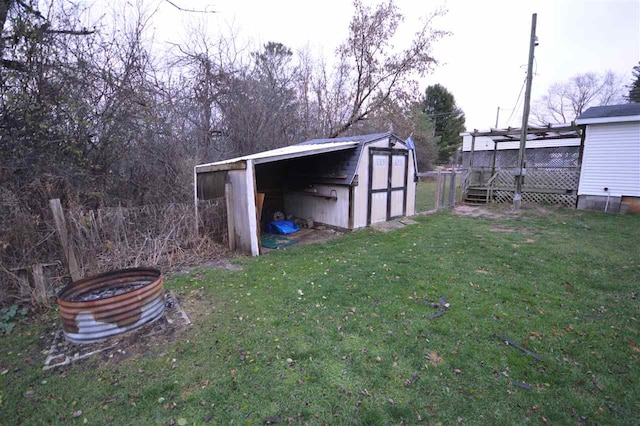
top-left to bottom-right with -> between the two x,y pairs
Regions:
1,207 -> 639,425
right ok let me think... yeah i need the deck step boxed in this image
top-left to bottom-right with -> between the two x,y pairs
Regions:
464,187 -> 493,205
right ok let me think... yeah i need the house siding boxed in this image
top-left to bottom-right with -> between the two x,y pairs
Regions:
578,122 -> 640,197
461,135 -> 581,152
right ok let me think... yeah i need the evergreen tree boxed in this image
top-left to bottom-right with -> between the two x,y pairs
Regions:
628,62 -> 640,103
423,84 -> 465,164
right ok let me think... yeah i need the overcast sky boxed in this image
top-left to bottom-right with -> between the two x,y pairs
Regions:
149,0 -> 640,131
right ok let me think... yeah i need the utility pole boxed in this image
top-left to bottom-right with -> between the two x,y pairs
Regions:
495,107 -> 501,128
513,13 -> 537,210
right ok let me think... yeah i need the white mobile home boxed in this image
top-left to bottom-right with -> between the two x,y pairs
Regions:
194,132 -> 417,255
575,103 -> 640,213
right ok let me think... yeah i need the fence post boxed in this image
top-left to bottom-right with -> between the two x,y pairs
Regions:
49,199 -> 81,281
449,171 -> 456,207
435,169 -> 441,210
193,166 -> 199,236
31,264 -> 47,305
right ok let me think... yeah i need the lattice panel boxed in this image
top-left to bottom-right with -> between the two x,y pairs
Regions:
522,192 -> 577,207
489,167 -> 579,207
523,169 -> 580,190
494,169 -> 516,188
494,190 -> 513,204
493,190 -> 576,207
492,168 -> 579,190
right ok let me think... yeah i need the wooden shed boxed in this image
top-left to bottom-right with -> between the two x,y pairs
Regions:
194,132 -> 417,255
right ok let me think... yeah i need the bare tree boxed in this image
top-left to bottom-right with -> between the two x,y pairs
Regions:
168,20 -> 255,162
0,0 -> 94,71
347,87 -> 437,170
224,41 -> 301,154
326,0 -> 445,137
532,71 -> 626,124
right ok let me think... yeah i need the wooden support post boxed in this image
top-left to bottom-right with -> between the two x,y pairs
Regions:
31,264 -> 47,305
255,192 -> 265,256
435,169 -> 442,210
469,135 -> 476,171
577,125 -> 586,169
491,141 -> 498,177
514,13 -> 538,210
575,125 -> 586,208
49,199 -> 81,281
16,270 -> 30,300
225,182 -> 236,251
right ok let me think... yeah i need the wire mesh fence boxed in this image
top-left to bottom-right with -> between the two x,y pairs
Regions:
416,170 -> 460,212
65,199 -> 228,276
462,146 -> 580,170
1,199 -> 228,308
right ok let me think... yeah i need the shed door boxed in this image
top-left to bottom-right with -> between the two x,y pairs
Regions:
367,148 -> 409,225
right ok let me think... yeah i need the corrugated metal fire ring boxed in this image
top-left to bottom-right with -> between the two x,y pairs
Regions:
57,267 -> 165,344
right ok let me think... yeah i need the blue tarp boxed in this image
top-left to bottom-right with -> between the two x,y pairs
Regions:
267,220 -> 300,235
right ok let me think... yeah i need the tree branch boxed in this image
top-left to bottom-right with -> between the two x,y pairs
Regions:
1,58 -> 27,72
44,28 -> 95,35
165,0 -> 216,14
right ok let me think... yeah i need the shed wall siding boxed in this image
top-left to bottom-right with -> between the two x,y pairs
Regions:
353,155 -> 368,228
283,185 -> 350,229
578,122 -> 640,197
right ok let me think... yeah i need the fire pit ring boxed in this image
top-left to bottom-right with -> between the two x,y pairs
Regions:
57,267 -> 165,344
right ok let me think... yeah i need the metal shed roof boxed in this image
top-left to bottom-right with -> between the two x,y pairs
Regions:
195,141 -> 359,173
295,132 -> 405,185
576,103 -> 640,125
297,132 -> 392,146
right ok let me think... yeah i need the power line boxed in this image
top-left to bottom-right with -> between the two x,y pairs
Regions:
424,111 -> 460,118
506,76 -> 527,126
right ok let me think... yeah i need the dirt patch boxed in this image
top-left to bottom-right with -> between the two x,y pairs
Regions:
43,291 -> 193,369
372,218 -> 419,233
489,226 -> 516,233
178,288 -> 218,323
489,225 -> 540,234
173,258 -> 242,276
295,227 -> 343,245
453,205 -> 513,219
454,203 -> 566,220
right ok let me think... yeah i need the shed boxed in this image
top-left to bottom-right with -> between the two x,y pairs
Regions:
194,132 -> 417,255
575,103 -> 640,213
